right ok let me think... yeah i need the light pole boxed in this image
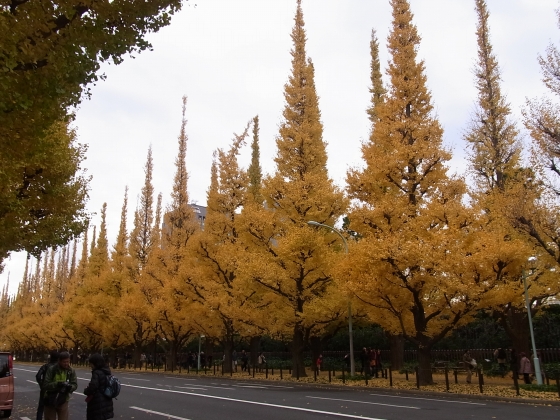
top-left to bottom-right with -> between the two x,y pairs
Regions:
307,220 -> 355,376
197,334 -> 205,370
523,256 -> 543,385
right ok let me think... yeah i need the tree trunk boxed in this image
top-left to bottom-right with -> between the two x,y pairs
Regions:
310,336 -> 321,368
291,324 -> 307,377
250,336 -> 261,367
417,346 -> 433,385
204,338 -> 214,368
502,307 -> 531,357
170,341 -> 179,370
389,334 -> 405,371
222,325 -> 234,373
133,344 -> 142,368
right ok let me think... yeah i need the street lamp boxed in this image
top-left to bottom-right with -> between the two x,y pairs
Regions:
523,256 -> 543,385
307,220 -> 354,376
197,334 -> 205,370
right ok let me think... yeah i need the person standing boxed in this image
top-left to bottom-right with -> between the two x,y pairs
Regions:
462,350 -> 474,384
42,351 -> 78,420
519,352 -> 533,384
257,352 -> 266,372
240,350 -> 248,372
84,353 -> 114,420
232,350 -> 238,372
316,354 -> 323,374
494,348 -> 507,377
36,351 -> 58,420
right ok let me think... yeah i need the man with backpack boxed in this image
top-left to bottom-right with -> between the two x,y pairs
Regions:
36,351 -> 58,420
42,351 -> 78,420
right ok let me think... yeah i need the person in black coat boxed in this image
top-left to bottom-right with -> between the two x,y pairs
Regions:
84,354 -> 114,420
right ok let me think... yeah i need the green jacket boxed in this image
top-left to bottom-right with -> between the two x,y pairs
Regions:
43,364 -> 78,402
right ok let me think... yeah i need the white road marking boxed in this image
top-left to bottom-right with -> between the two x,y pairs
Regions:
165,376 -> 197,381
232,385 -> 267,389
369,393 -> 486,406
307,396 -> 419,410
13,368 -> 37,373
190,384 -> 234,390
122,384 -> 386,420
26,380 -> 38,385
130,406 -> 191,420
174,386 -> 208,391
21,417 -> 32,420
122,377 -> 150,381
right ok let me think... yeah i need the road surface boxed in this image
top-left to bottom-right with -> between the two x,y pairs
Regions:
8,364 -> 559,420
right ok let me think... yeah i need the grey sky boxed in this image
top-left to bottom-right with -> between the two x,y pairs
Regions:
1,0 -> 558,295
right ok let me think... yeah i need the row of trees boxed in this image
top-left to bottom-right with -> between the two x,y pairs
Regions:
2,0 -> 560,385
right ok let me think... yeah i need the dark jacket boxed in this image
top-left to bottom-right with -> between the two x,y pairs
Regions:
84,367 -> 114,420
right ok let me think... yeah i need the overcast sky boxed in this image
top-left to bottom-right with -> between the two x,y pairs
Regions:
2,0 -> 559,295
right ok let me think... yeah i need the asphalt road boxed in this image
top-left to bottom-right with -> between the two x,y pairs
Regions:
8,364 -> 559,420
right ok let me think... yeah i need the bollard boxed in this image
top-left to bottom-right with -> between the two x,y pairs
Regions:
556,378 -> 560,398
342,367 -> 345,384
405,369 -> 409,381
280,367 -> 283,379
477,368 -> 483,393
266,364 -> 268,379
230,365 -> 233,377
205,365 -> 207,375
196,365 -> 198,375
328,367 -> 331,383
444,367 -> 450,392
314,367 -> 317,381
296,364 -> 299,380
253,364 -> 256,378
214,364 -> 216,375
513,371 -> 520,396
365,371 -> 368,386
179,364 -> 181,374
415,366 -> 420,389
453,368 -> 458,384
221,362 -> 223,376
389,367 -> 393,387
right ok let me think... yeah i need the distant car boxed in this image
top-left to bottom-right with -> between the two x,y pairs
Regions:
0,352 -> 13,418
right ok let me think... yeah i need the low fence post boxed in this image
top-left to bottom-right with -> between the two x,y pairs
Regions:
296,364 -> 300,380
342,367 -> 345,384
280,367 -> 283,379
253,364 -> 256,378
415,366 -> 420,389
314,366 -> 317,381
556,378 -> 560,398
266,364 -> 268,379
405,369 -> 409,381
444,367 -> 450,392
365,370 -> 368,386
389,367 -> 393,387
453,368 -> 458,384
328,367 -> 331,383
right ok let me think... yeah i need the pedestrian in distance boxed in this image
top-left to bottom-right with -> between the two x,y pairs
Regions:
494,347 -> 507,377
42,351 -> 78,420
316,354 -> 323,374
462,349 -> 475,384
84,353 -> 114,420
257,352 -> 266,372
519,352 -> 533,384
240,350 -> 248,372
232,349 -> 238,372
36,351 -> 59,420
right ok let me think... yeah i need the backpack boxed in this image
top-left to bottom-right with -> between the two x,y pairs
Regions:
36,363 -> 49,387
103,374 -> 121,399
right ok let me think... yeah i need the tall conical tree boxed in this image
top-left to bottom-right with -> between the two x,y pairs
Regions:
466,0 -> 521,193
248,115 -> 263,203
468,0 -> 557,357
343,0 -> 509,385
367,29 -> 386,123
243,0 -> 347,377
146,96 -> 199,368
188,124 -> 252,373
89,203 -> 109,278
112,187 -> 129,274
131,147 -> 155,269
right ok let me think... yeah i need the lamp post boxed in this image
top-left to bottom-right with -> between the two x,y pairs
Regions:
523,256 -> 543,385
197,334 -> 205,370
307,220 -> 355,376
